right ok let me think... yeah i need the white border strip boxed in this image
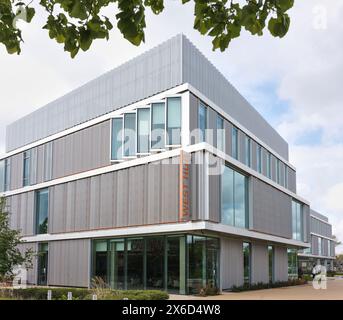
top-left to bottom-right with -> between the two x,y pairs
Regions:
21,220 -> 310,248
311,232 -> 336,242
1,142 -> 309,205
1,83 -> 294,170
297,253 -> 335,260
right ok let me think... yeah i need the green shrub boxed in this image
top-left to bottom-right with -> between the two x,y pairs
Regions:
97,290 -> 169,300
231,279 -> 307,292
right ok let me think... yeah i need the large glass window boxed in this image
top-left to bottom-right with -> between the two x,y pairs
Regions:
292,200 -> 303,241
23,150 -> 31,187
243,242 -> 251,284
167,97 -> 181,145
267,153 -> 271,179
126,238 -> 144,289
111,118 -> 123,160
216,115 -> 225,152
231,127 -> 238,160
287,249 -> 298,278
284,165 -> 288,189
35,188 -> 49,234
245,137 -> 251,167
109,239 -> 125,289
167,236 -> 184,293
268,245 -> 274,283
198,103 -> 207,143
328,240 -> 331,257
37,243 -> 48,285
318,237 -> 322,256
137,108 -> 150,154
93,240 -> 108,283
187,235 -> 219,294
146,237 -> 165,290
221,165 -> 249,228
256,145 -> 262,174
123,113 -> 136,157
151,103 -> 165,150
0,160 -> 4,192
276,159 -> 280,184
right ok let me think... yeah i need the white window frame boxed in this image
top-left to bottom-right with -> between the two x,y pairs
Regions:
150,100 -> 167,152
136,106 -> 151,156
122,111 -> 137,159
109,116 -> 125,163
165,94 -> 183,148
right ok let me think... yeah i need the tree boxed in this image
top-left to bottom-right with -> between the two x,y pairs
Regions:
0,197 -> 34,282
0,0 -> 294,58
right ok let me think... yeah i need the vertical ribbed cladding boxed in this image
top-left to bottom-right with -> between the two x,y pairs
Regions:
5,34 -> 184,152
180,34 -> 289,160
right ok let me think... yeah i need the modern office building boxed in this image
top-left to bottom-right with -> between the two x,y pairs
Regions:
298,210 -> 335,273
0,34 -> 333,293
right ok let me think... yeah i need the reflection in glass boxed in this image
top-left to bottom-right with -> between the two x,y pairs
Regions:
216,115 -> 224,152
38,243 -> 48,285
268,245 -> 274,282
198,103 -> 207,143
124,113 -> 136,157
167,97 -> 181,145
137,108 -> 150,153
151,103 -> 165,149
111,118 -> 123,160
146,237 -> 165,290
109,239 -> 125,289
126,238 -> 144,289
36,188 -> 49,234
231,127 -> 238,160
243,242 -> 251,284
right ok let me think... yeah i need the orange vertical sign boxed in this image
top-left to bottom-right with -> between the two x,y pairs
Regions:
179,150 -> 191,222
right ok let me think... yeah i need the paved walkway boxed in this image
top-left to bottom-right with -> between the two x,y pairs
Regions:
169,278 -> 343,300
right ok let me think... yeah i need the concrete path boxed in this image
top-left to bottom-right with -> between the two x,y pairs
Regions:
169,278 -> 343,300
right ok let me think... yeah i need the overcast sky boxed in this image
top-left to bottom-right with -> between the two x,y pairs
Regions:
0,0 -> 342,253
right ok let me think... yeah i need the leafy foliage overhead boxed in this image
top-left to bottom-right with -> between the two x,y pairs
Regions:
0,0 -> 294,58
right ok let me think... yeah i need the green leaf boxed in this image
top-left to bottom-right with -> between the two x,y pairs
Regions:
70,1 -> 88,20
26,7 -> 35,23
79,29 -> 92,51
277,0 -> 294,12
268,14 -> 290,37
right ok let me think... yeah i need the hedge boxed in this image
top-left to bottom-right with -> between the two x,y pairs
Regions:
230,279 -> 307,292
0,287 -> 169,300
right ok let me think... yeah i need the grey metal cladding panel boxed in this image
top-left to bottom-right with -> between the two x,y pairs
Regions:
116,170 -> 130,227
66,181 -> 76,232
220,237 -> 243,289
274,246 -> 288,282
331,241 -> 335,257
262,147 -> 268,176
161,161 -> 179,223
310,216 -> 331,238
251,140 -> 257,171
128,166 -> 146,226
207,108 -> 217,147
100,172 -> 116,228
18,242 -> 38,285
303,204 -> 310,243
30,147 -> 38,185
252,177 -> 292,238
238,130 -> 245,164
190,154 -> 198,220
251,242 -> 269,284
19,191 -> 34,236
312,235 -> 318,255
52,121 -> 110,179
322,238 -> 328,256
311,209 -> 329,222
74,179 -> 90,231
208,154 -> 221,223
48,239 -> 90,287
288,168 -> 296,193
10,153 -> 23,190
147,161 -> 162,224
6,35 -> 183,152
181,35 -> 289,160
50,184 -> 66,234
89,175 -> 101,229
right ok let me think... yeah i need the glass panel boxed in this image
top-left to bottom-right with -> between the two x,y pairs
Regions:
231,127 -> 238,159
94,241 -> 108,282
23,150 -> 31,187
267,153 -> 271,179
234,171 -> 247,228
111,118 -> 123,160
216,115 -> 224,152
243,242 -> 251,284
276,159 -> 280,184
221,166 -> 234,226
126,238 -> 144,289
206,238 -> 219,288
256,146 -> 262,173
167,97 -> 181,145
198,103 -> 207,143
245,137 -> 251,167
137,108 -> 150,153
318,238 -> 322,256
187,235 -> 206,294
37,243 -> 48,285
36,188 -> 49,234
292,200 -> 303,241
109,239 -> 125,289
287,249 -> 298,278
167,236 -> 181,292
268,245 -> 274,282
284,165 -> 288,188
151,103 -> 165,149
0,160 -> 4,192
124,113 -> 136,157
146,237 -> 165,290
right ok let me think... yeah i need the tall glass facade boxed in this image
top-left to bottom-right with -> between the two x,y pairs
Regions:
292,200 -> 303,241
318,237 -> 322,256
123,113 -> 136,157
256,145 -> 262,174
137,108 -> 150,153
287,248 -> 298,278
221,165 -> 249,228
231,127 -> 238,160
245,137 -> 251,167
243,242 -> 251,284
35,188 -> 49,234
198,103 -> 207,143
151,103 -> 165,149
37,243 -> 48,285
267,153 -> 271,179
216,115 -> 224,152
92,234 -> 219,295
0,160 -> 4,192
111,118 -> 123,160
268,245 -> 274,282
167,97 -> 181,145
